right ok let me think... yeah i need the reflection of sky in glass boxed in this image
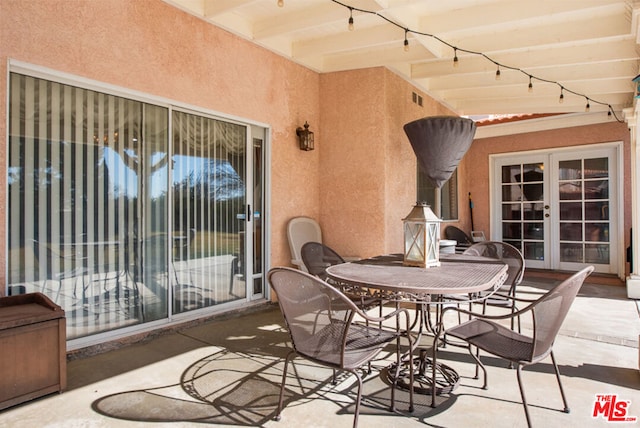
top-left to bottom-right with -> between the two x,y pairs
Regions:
172,154 -> 244,201
101,150 -> 244,200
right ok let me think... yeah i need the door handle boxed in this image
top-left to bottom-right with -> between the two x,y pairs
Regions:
544,205 -> 550,210
545,213 -> 550,218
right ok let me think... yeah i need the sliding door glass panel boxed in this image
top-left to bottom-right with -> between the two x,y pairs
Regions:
8,73 -> 169,339
251,136 -> 264,297
171,111 -> 246,314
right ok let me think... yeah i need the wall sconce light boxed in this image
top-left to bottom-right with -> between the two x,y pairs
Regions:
296,121 -> 314,151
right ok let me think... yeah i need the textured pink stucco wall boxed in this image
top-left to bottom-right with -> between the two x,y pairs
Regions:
319,68 -> 457,259
0,0 -> 322,285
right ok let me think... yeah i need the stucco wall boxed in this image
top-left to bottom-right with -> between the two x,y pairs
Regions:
318,68 -> 457,259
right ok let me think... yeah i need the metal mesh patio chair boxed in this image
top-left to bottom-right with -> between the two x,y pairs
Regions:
444,225 -> 473,253
301,242 -> 380,312
438,265 -> 594,427
463,241 -> 525,331
268,267 -> 413,428
300,241 -> 344,281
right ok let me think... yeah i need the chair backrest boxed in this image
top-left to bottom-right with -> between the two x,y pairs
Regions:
444,225 -> 473,245
529,265 -> 594,361
268,267 -> 357,363
301,242 -> 345,280
287,217 -> 322,272
463,241 -> 525,293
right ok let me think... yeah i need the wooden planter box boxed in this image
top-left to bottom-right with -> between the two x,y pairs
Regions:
0,292 -> 66,410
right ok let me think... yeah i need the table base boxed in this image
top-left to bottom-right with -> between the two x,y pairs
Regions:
387,349 -> 460,396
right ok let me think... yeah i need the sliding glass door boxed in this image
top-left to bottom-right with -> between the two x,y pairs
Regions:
171,111 -> 249,313
7,72 -> 266,341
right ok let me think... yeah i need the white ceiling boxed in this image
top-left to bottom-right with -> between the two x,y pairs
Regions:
165,0 -> 640,118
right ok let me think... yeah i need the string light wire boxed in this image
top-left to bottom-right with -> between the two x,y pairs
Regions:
326,0 -> 623,122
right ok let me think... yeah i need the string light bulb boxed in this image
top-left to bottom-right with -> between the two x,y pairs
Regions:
313,0 -> 624,122
404,29 -> 409,52
277,0 -> 283,7
585,98 -> 591,112
348,7 -> 354,31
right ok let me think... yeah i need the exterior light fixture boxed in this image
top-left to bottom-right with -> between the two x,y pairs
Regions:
403,202 -> 441,268
296,121 -> 314,151
348,7 -> 354,31
404,29 -> 409,52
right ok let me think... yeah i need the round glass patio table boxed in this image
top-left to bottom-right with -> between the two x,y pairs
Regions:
326,253 -> 508,408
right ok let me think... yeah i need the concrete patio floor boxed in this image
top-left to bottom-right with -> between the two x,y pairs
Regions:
1,272 -> 639,427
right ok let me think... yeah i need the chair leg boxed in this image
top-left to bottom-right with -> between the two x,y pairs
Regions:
550,351 -> 570,413
515,364 -> 532,428
469,345 -> 487,388
275,351 -> 295,421
351,370 -> 364,428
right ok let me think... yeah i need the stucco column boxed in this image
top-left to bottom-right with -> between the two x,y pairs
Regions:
624,107 -> 640,298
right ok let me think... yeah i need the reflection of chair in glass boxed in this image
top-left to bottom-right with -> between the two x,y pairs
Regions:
287,217 -> 322,272
173,228 -> 196,287
267,267 -> 412,428
79,240 -> 142,321
439,266 -> 594,428
463,241 -> 525,331
229,231 -> 245,295
31,239 -> 89,303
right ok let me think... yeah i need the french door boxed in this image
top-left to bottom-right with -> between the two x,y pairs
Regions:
493,144 -> 620,274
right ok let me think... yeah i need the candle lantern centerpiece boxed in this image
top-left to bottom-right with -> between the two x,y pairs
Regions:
403,202 -> 441,268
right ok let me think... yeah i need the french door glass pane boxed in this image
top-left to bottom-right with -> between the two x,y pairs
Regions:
558,157 -> 610,264
500,162 -> 545,261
